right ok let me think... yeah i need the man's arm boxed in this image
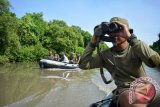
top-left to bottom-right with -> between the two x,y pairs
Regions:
129,37 -> 160,67
79,42 -> 101,69
114,21 -> 160,67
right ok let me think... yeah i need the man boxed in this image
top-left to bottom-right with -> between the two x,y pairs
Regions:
48,51 -> 54,60
69,52 -> 77,64
79,17 -> 160,107
59,52 -> 69,63
53,51 -> 60,61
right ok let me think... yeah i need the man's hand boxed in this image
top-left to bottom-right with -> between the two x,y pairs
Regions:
91,35 -> 97,45
91,35 -> 100,45
92,24 -> 102,45
111,21 -> 131,39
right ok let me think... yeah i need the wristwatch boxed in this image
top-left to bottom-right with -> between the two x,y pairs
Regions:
127,34 -> 137,43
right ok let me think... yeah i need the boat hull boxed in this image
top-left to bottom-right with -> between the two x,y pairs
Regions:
39,59 -> 79,69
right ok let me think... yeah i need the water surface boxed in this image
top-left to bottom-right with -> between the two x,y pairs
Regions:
0,63 -> 159,107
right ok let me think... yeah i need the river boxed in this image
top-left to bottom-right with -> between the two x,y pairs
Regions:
0,63 -> 160,107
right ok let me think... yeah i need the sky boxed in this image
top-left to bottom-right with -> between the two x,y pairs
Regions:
9,0 -> 160,46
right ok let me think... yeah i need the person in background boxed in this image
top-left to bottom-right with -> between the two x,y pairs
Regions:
76,54 -> 81,64
48,51 -> 54,60
69,52 -> 77,64
59,52 -> 69,63
53,51 -> 60,61
79,17 -> 160,107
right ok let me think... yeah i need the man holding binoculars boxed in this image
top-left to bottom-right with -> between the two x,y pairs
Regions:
79,17 -> 160,107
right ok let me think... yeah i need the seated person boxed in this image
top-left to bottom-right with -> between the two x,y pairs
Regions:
76,54 -> 81,64
48,51 -> 54,60
53,51 -> 60,61
59,52 -> 69,63
69,52 -> 77,64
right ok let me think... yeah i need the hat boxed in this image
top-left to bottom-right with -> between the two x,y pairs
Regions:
110,17 -> 129,27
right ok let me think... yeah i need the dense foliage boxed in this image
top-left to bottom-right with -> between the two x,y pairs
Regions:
5,0 -> 160,64
0,12 -> 93,63
0,0 -> 11,13
150,33 -> 160,54
0,0 -> 102,63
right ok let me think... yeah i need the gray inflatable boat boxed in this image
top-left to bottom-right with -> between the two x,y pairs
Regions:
39,59 -> 79,69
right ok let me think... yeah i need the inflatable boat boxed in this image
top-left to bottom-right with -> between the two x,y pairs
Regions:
39,59 -> 79,69
89,92 -> 116,107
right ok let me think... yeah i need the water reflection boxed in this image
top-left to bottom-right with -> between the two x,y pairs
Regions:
0,63 -> 102,107
0,63 -> 159,107
0,63 -> 53,107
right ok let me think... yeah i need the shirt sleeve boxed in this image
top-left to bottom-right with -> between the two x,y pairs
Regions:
129,37 -> 160,67
79,43 -> 101,69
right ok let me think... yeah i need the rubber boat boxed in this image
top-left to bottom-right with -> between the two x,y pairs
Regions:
89,92 -> 116,107
39,59 -> 79,69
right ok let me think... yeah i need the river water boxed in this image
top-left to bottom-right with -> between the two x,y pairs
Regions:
0,63 -> 160,107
